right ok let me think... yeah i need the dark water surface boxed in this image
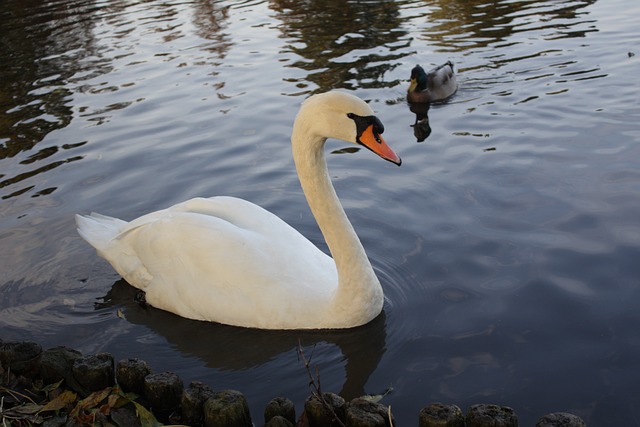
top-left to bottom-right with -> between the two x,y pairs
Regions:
2,0 -> 640,425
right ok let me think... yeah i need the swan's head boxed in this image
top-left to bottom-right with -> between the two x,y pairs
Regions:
294,91 -> 401,166
408,65 -> 427,93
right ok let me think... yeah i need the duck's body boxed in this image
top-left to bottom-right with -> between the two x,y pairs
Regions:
407,61 -> 458,103
76,91 -> 401,330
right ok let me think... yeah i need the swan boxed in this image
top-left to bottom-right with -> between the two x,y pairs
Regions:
76,91 -> 401,330
407,62 -> 458,103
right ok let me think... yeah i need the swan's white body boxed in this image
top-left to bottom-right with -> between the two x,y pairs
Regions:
76,91 -> 401,330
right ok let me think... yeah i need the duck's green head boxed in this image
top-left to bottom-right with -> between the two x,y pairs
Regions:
409,65 -> 427,92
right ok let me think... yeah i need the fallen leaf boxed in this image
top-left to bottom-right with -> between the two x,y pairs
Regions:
39,390 -> 77,413
3,402 -> 43,415
359,386 -> 394,403
133,401 -> 162,427
70,387 -> 112,418
33,379 -> 64,394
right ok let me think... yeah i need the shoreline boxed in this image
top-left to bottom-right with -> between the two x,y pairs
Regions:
0,340 -> 586,426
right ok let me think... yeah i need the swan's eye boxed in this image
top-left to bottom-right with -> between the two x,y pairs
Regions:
348,112 -> 388,154
346,111 -> 400,165
371,116 -> 385,134
347,113 -> 385,143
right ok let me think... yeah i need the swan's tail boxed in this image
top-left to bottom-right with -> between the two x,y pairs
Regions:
75,213 -> 126,253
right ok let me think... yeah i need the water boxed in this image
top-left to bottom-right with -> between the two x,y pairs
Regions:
1,0 -> 640,425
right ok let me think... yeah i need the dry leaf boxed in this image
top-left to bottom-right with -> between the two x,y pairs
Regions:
39,390 -> 77,413
133,401 -> 162,427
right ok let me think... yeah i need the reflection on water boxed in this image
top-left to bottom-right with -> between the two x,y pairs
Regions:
408,102 -> 432,142
418,0 -> 598,52
0,0 -> 606,200
0,0 -> 97,199
271,0 -> 409,92
97,279 -> 386,399
1,0 -> 640,425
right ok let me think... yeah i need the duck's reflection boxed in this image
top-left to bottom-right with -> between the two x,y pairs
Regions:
409,102 -> 432,142
97,279 -> 386,399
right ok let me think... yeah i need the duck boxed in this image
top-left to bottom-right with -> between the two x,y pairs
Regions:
407,61 -> 458,103
76,91 -> 401,330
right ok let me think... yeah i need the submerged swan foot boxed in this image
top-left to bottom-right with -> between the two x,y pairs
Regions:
134,290 -> 147,308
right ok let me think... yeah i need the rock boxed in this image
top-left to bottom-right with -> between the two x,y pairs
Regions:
346,397 -> 392,427
536,412 -> 586,427
0,337 -> 593,427
143,371 -> 183,419
266,415 -> 295,427
265,396 -> 296,424
0,341 -> 42,374
116,358 -> 151,395
39,346 -> 83,386
419,403 -> 465,427
182,381 -> 216,426
203,389 -> 252,427
110,406 -> 141,427
466,404 -> 518,427
71,353 -> 115,396
304,392 -> 346,427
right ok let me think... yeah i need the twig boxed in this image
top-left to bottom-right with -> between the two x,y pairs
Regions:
297,341 -> 319,395
0,386 -> 38,405
297,340 -> 345,427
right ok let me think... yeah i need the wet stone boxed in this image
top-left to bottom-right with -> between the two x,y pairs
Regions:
144,371 -> 183,418
203,389 -> 252,427
304,392 -> 346,427
265,415 -> 295,427
110,406 -> 141,426
0,341 -> 42,375
466,404 -> 518,427
116,358 -> 151,395
419,403 -> 465,427
182,381 -> 216,426
265,396 -> 296,425
39,346 -> 82,384
346,397 -> 393,427
536,412 -> 587,427
72,352 -> 115,396
39,346 -> 83,392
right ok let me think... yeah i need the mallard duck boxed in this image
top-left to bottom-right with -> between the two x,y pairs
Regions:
76,91 -> 401,330
407,62 -> 458,103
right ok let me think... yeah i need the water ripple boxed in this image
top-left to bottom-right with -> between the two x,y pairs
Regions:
2,0 -> 640,425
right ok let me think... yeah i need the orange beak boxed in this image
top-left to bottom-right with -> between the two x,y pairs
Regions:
359,124 -> 402,166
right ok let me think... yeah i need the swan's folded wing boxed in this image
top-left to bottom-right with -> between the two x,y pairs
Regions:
104,197 -> 338,325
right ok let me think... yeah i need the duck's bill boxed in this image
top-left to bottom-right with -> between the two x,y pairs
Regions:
408,78 -> 418,93
359,124 -> 402,166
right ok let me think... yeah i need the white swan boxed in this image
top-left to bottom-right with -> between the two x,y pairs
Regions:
76,91 -> 401,330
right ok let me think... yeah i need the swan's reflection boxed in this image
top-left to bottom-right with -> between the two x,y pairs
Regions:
408,102 -> 432,142
96,279 -> 386,399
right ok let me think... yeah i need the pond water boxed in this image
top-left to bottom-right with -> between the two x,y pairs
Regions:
2,0 -> 640,425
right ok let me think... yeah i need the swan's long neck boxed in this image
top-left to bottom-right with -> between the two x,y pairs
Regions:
292,122 -> 383,326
